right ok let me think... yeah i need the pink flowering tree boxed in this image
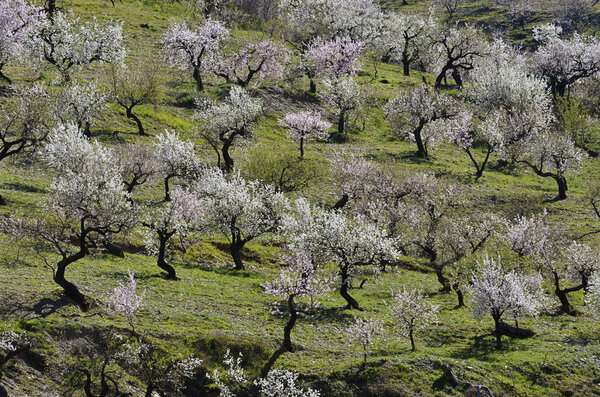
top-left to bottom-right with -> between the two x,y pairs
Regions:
388,288 -> 439,351
262,251 -> 333,352
117,143 -> 159,195
161,19 -> 229,91
346,317 -> 383,363
108,270 -> 145,332
303,36 -> 364,91
213,40 -> 291,87
279,111 -> 331,158
0,0 -> 44,84
142,187 -> 203,280
469,255 -> 544,349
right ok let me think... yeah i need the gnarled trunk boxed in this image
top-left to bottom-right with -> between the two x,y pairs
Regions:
193,66 -> 204,92
55,253 -> 89,311
157,232 -> 178,280
283,295 -> 297,352
340,264 -> 361,310
126,106 -> 145,136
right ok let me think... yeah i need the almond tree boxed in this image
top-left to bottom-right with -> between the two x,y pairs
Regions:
0,328 -> 29,379
110,62 -> 163,136
57,82 -> 107,137
108,270 -> 145,332
19,123 -> 133,311
469,255 -> 543,349
142,187 -> 203,280
303,36 -> 364,79
0,83 -> 55,205
154,130 -> 197,201
379,12 -> 427,76
36,11 -> 125,82
531,24 -> 600,99
194,169 -> 289,271
195,86 -> 262,173
284,199 -> 399,310
321,77 -> 362,141
213,40 -> 290,87
279,111 -> 331,158
385,84 -> 455,158
117,143 -> 159,195
517,131 -> 586,201
0,0 -> 44,84
346,317 -> 383,363
262,251 -> 333,352
161,18 -> 229,91
389,288 -> 439,351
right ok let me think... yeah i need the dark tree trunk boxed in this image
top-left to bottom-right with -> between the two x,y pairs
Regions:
144,384 -> 154,397
299,137 -> 304,158
451,69 -> 462,88
230,242 -> 245,271
221,140 -> 234,174
402,54 -> 410,77
55,254 -> 89,311
126,106 -> 145,136
554,175 -> 568,201
0,194 -> 6,206
337,110 -> 346,141
435,268 -> 451,293
283,295 -> 297,352
163,175 -> 172,202
493,314 -> 502,349
409,328 -> 415,351
46,0 -> 56,19
84,122 -> 92,138
0,70 -> 11,85
340,265 -> 361,310
193,66 -> 204,92
157,232 -> 178,280
413,121 -> 427,158
434,65 -> 452,89
309,79 -> 316,94
453,283 -> 464,309
332,194 -> 349,210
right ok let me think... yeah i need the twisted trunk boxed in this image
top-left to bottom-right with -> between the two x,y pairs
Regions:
283,295 -> 297,352
126,106 -> 145,136
340,264 -> 361,310
192,66 -> 204,92
157,231 -> 178,280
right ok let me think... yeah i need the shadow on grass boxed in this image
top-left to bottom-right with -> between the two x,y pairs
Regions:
450,332 -> 497,360
31,297 -> 69,318
1,182 -> 46,194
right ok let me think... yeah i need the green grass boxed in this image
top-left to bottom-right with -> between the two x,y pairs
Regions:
1,0 -> 600,395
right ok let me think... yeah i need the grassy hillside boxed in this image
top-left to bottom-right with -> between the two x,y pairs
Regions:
1,0 -> 600,396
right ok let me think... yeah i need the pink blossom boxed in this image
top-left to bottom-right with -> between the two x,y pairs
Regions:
304,36 -> 364,78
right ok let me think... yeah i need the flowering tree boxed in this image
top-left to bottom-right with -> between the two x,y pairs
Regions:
389,288 -> 439,351
504,212 -> 549,258
469,255 -> 543,349
20,123 -> 133,311
321,77 -> 362,141
0,0 -> 44,84
195,169 -> 289,270
346,317 -> 383,362
379,12 -> 427,76
517,131 -> 586,201
531,25 -> 600,99
254,369 -> 321,397
110,63 -> 163,136
0,83 -> 55,205
263,251 -> 333,351
213,40 -> 290,87
279,111 -> 331,158
142,187 -> 203,280
385,84 -> 455,158
161,19 -> 229,91
303,36 -> 364,79
117,143 -> 159,195
426,24 -> 485,89
36,11 -> 125,82
57,82 -> 107,137
108,270 -> 145,332
195,86 -> 262,173
154,130 -> 197,201
284,199 -> 399,310
585,273 -> 600,315
0,328 -> 28,378
118,339 -> 202,397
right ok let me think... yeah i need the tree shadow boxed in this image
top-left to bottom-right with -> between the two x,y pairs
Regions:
31,297 -> 69,318
449,333 -> 496,360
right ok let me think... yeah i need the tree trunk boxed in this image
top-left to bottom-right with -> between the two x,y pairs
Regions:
221,140 -> 234,174
46,0 -> 56,19
83,122 -> 92,138
126,106 -> 145,136
230,242 -> 245,271
435,268 -> 451,293
453,283 -> 464,309
55,256 -> 89,311
332,194 -> 349,210
413,122 -> 427,158
337,110 -> 346,141
554,175 -> 568,201
283,295 -> 297,352
157,233 -> 178,280
434,65 -> 451,89
0,194 -> 6,206
402,56 -> 410,77
309,79 -> 316,94
193,66 -> 204,92
299,137 -> 304,158
340,265 -> 361,310
0,70 -> 11,85
493,315 -> 502,349
409,328 -> 415,351
144,384 -> 154,397
163,175 -> 172,202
